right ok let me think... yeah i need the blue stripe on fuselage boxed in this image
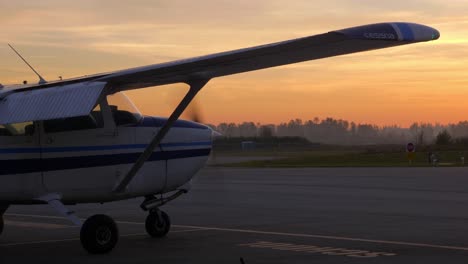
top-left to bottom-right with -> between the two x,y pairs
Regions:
0,141 -> 212,154
0,148 -> 211,175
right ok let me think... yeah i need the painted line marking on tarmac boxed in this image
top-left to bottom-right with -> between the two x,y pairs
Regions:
239,241 -> 396,258
3,220 -> 76,229
6,213 -> 71,220
173,224 -> 468,252
6,213 -> 468,252
0,229 -> 206,247
0,238 -> 78,247
172,228 -> 209,233
4,214 -> 203,232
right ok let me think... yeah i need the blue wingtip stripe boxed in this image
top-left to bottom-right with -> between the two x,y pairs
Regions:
395,23 -> 414,41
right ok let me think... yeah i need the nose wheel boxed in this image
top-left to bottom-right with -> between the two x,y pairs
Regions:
145,210 -> 171,237
80,214 -> 119,254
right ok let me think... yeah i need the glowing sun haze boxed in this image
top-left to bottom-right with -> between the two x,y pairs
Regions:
1,0 -> 466,127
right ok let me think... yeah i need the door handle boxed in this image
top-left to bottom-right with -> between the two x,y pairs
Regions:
46,137 -> 54,144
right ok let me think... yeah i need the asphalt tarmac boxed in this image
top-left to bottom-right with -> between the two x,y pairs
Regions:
2,167 -> 468,263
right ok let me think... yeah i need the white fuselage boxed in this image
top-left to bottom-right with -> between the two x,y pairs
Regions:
0,100 -> 212,204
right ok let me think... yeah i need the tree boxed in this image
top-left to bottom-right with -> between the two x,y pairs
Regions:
417,130 -> 425,146
259,125 -> 273,138
435,130 -> 452,145
238,122 -> 257,137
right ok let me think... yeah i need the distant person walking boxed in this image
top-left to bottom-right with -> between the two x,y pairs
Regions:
431,152 -> 438,167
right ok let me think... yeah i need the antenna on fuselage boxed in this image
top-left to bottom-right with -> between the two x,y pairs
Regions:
8,44 -> 47,85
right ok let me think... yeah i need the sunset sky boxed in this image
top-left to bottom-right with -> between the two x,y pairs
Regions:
1,0 -> 467,127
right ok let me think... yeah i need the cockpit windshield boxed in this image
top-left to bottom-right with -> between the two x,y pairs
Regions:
107,92 -> 143,126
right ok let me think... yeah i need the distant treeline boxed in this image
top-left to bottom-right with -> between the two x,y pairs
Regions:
207,118 -> 468,146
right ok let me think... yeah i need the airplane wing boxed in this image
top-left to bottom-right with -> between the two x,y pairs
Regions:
0,22 -> 439,124
97,22 -> 440,92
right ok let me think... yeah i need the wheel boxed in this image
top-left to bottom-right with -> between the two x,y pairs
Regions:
0,216 -> 3,236
145,210 -> 171,237
80,214 -> 119,254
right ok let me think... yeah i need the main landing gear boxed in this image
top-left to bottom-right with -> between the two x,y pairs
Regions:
80,214 -> 119,254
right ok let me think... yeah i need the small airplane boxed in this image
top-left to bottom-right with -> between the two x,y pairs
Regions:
0,22 -> 439,253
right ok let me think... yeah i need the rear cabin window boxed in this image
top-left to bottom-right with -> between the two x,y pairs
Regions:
44,105 -> 104,133
0,122 -> 34,136
43,115 -> 102,133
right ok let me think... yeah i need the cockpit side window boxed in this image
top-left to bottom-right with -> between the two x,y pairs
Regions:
110,105 -> 140,126
107,92 -> 142,126
90,104 -> 105,128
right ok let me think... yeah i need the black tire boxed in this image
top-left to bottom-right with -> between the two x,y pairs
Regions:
80,214 -> 119,254
0,216 -> 3,236
145,211 -> 171,237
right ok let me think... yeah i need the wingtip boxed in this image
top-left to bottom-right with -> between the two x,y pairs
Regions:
391,22 -> 440,41
334,22 -> 440,42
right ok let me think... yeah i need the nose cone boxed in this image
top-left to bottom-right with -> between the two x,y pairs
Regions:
392,22 -> 440,41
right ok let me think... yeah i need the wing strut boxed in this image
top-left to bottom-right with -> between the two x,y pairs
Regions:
113,78 -> 210,193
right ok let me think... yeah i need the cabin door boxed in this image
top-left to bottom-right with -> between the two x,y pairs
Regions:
40,101 -> 122,198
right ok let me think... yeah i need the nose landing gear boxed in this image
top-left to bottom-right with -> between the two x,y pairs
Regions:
141,194 -> 177,238
145,210 -> 171,237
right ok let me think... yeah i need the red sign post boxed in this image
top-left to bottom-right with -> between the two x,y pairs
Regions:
406,142 -> 415,164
